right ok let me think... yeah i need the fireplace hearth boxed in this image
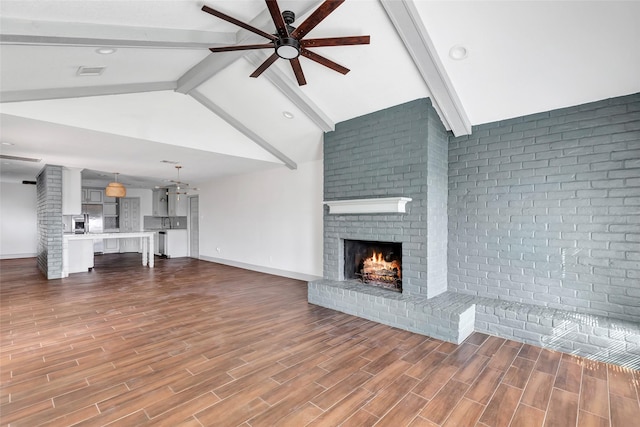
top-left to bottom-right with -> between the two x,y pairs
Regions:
344,240 -> 402,292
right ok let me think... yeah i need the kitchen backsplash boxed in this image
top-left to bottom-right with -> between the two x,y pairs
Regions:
143,216 -> 187,230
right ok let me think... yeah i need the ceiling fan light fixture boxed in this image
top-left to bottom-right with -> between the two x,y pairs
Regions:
275,37 -> 300,59
105,173 -> 126,198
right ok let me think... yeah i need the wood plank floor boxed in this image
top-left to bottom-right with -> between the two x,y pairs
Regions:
1,255 -> 639,426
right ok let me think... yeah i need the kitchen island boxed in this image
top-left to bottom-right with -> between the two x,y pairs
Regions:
62,232 -> 155,278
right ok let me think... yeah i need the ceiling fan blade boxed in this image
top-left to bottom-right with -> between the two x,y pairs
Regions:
301,35 -> 370,48
291,0 -> 345,39
300,48 -> 349,74
202,5 -> 277,41
250,53 -> 279,78
265,0 -> 288,38
290,58 -> 307,86
209,43 -> 274,53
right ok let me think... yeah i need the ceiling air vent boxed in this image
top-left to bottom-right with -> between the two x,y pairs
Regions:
77,66 -> 106,76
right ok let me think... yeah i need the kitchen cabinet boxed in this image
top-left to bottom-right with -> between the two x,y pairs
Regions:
67,239 -> 94,273
152,189 -> 168,216
103,238 -> 119,254
82,188 -> 103,204
153,188 -> 187,217
103,200 -> 118,231
103,203 -> 118,216
168,192 -> 188,217
163,229 -> 188,258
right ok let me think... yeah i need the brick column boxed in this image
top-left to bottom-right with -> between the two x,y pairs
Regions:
37,165 -> 64,279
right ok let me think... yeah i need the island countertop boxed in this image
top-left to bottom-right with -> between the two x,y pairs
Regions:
64,231 -> 155,240
62,232 -> 155,277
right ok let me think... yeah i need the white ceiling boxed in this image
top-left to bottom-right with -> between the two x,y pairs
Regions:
1,1 -> 638,189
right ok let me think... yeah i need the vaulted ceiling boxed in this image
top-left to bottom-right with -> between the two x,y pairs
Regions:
1,1 -> 638,189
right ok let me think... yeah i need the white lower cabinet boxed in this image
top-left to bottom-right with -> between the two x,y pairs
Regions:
165,230 -> 188,258
103,238 -> 120,254
68,240 -> 94,273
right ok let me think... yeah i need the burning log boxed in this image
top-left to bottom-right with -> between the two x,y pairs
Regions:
358,251 -> 401,290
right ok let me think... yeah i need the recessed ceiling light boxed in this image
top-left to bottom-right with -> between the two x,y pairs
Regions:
1,142 -> 14,146
449,45 -> 468,60
77,66 -> 106,76
282,111 -> 294,119
96,47 -> 117,55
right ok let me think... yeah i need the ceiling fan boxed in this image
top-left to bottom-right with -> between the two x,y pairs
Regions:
202,0 -> 370,86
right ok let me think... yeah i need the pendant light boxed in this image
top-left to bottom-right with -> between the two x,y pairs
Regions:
166,165 -> 197,201
105,172 -> 126,198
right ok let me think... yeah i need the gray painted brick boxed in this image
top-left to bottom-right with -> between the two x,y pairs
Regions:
449,93 -> 640,323
314,93 -> 640,370
36,165 -> 64,280
323,98 -> 448,298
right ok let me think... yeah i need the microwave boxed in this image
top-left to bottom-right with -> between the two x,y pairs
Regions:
72,215 -> 87,234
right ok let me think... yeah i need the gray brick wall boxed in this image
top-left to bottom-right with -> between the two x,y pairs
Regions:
448,93 -> 640,322
427,112 -> 449,296
37,165 -> 63,279
323,98 -> 448,297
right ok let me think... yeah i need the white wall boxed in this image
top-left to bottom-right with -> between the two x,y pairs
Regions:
198,160 -> 323,280
0,182 -> 38,258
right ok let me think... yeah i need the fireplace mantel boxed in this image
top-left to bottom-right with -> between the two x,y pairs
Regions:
323,197 -> 412,214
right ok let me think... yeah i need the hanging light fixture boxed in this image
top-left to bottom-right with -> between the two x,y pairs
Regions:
105,172 -> 126,198
166,165 -> 197,201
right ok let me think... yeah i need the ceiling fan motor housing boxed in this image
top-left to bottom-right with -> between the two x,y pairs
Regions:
275,37 -> 300,59
282,10 -> 295,24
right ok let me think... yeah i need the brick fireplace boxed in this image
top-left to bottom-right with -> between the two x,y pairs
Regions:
308,95 -> 640,369
308,98 -> 475,343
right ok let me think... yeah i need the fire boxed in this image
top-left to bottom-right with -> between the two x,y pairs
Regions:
362,251 -> 401,283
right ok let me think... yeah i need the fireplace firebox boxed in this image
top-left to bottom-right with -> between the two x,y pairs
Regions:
344,240 -> 402,292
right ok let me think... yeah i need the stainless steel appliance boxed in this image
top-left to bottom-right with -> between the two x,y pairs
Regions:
71,215 -> 87,234
82,204 -> 104,253
158,231 -> 167,257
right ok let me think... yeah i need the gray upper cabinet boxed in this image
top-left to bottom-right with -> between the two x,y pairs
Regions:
82,188 -> 103,204
152,189 -> 168,217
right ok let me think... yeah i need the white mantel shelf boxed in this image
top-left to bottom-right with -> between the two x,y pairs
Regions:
323,197 -> 412,214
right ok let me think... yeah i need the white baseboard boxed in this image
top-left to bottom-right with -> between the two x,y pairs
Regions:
0,253 -> 37,260
199,255 -> 322,282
